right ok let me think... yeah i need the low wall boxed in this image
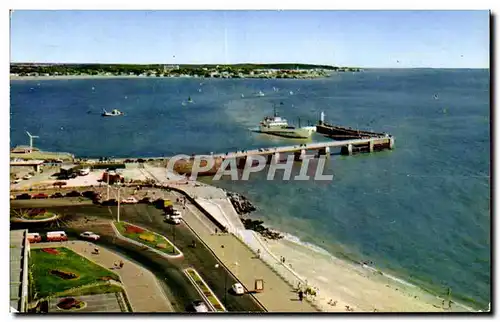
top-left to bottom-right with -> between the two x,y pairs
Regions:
167,187 -> 227,232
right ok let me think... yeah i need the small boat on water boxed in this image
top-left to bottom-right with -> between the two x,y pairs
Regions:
241,94 -> 245,98
188,96 -> 194,103
102,109 -> 124,117
256,91 -> 265,97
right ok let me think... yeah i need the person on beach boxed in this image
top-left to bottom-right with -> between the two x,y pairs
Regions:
119,260 -> 124,269
298,290 -> 303,302
94,247 -> 99,254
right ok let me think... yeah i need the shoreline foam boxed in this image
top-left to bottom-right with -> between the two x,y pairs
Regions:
257,222 -> 478,312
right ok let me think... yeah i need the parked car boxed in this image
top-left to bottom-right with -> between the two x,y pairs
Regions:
65,191 -> 82,197
122,196 -> 138,204
101,199 -> 118,206
32,193 -> 49,199
27,233 -> 42,243
50,192 -> 64,198
80,231 -> 100,241
46,231 -> 68,242
138,197 -> 151,204
79,168 -> 90,176
165,215 -> 181,225
23,174 -> 32,180
13,179 -> 21,184
231,283 -> 245,295
82,190 -> 99,199
191,300 -> 209,313
16,193 -> 31,200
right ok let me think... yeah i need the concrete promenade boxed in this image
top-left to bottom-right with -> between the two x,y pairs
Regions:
171,192 -> 317,312
31,240 -> 174,312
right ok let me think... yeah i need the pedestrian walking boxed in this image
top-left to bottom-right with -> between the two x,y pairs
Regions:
298,290 -> 303,302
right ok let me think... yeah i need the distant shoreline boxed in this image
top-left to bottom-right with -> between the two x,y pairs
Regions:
10,74 -> 335,81
10,75 -> 166,81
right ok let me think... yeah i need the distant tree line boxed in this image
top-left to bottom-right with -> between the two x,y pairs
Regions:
10,63 -> 360,77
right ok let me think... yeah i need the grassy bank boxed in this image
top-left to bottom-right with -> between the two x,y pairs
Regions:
30,247 -> 120,298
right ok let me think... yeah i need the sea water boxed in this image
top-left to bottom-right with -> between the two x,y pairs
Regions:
10,69 -> 490,309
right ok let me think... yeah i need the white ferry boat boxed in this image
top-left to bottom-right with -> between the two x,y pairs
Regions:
257,105 -> 315,139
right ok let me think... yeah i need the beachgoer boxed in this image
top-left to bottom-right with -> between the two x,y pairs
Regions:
215,228 -> 218,235
94,247 -> 99,254
119,260 -> 124,268
298,290 -> 303,302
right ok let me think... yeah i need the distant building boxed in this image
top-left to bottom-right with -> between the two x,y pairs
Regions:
163,65 -> 179,72
10,160 -> 44,173
11,146 -> 38,154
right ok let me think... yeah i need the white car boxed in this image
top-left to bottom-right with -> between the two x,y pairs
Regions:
165,214 -> 181,225
122,196 -> 138,204
23,174 -> 32,180
80,231 -> 100,241
13,179 -> 21,184
231,283 -> 245,295
192,300 -> 209,312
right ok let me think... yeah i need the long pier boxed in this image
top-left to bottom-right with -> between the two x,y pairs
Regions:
212,136 -> 394,165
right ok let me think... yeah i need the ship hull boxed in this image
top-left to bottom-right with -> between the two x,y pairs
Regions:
257,127 -> 313,139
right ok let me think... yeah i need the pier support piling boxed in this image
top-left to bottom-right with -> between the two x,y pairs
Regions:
294,149 -> 306,161
267,152 -> 280,164
237,157 -> 247,169
317,146 -> 331,158
369,141 -> 374,153
389,137 -> 394,150
347,144 -> 353,156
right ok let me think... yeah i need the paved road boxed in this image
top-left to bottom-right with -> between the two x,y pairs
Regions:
14,202 -> 264,312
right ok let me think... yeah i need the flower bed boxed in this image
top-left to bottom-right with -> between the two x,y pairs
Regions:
42,248 -> 60,255
57,297 -> 86,311
185,268 -> 225,312
50,269 -> 79,280
113,222 -> 179,255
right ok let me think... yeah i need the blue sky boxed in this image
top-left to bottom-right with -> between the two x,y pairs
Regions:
10,10 -> 489,68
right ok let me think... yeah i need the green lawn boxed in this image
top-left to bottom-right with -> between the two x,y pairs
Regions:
30,247 -> 120,299
113,221 -> 179,255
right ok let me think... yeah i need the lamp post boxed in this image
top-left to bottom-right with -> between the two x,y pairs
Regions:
116,183 -> 121,222
215,263 -> 227,307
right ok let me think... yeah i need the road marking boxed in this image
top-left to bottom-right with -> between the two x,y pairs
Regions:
140,204 -> 154,222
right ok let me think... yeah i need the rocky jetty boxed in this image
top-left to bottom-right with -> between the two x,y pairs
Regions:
227,192 -> 256,215
241,218 -> 283,240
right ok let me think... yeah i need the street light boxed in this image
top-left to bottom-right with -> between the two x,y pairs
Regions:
215,263 -> 227,307
108,181 -> 123,223
116,182 -> 122,223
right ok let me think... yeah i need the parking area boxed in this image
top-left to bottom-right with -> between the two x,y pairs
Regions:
49,293 -> 126,313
